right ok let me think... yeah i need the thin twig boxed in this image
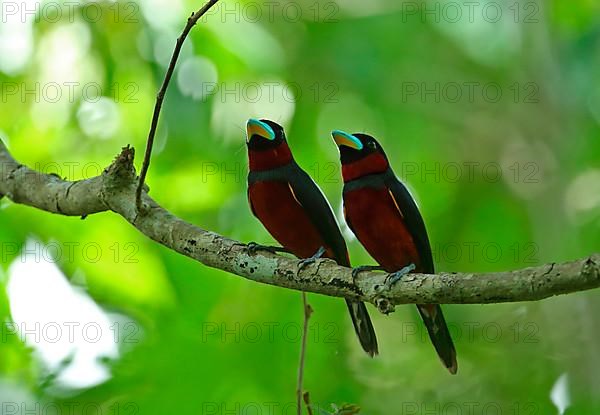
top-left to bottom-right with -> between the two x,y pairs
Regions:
136,0 -> 221,210
297,292 -> 313,415
303,392 -> 314,415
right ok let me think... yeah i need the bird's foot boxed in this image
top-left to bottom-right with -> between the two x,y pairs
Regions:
298,246 -> 326,271
351,265 -> 385,284
384,263 -> 416,287
246,242 -> 290,255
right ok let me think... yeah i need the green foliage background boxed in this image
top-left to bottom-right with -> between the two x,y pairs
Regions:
0,0 -> 599,413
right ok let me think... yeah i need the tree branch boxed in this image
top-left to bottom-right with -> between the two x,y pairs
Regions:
1,141 -> 599,311
136,0 -> 221,210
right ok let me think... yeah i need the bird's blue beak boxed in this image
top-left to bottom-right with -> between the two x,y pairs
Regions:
247,118 -> 276,142
331,130 -> 363,150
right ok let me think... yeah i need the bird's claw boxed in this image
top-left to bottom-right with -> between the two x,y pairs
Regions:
384,263 -> 416,287
351,265 -> 384,284
298,246 -> 326,271
246,242 -> 262,254
246,242 -> 286,255
351,267 -> 364,281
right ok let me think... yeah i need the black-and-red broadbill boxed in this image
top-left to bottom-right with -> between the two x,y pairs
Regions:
245,118 -> 378,356
331,130 -> 458,374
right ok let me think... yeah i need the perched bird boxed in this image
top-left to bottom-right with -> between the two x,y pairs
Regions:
331,130 -> 457,374
245,118 -> 378,356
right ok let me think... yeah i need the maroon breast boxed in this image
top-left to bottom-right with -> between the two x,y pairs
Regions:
248,181 -> 333,259
344,187 -> 421,272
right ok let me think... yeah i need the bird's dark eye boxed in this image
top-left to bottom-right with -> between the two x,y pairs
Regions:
367,141 -> 377,149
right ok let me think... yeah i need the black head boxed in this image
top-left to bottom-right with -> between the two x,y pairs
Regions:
331,130 -> 387,164
246,118 -> 286,151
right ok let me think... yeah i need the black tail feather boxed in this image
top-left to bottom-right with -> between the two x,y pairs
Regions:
346,300 -> 378,357
417,304 -> 458,374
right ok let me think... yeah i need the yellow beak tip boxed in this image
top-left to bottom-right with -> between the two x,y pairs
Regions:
246,118 -> 276,141
331,130 -> 363,150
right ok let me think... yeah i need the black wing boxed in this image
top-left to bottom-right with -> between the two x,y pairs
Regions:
286,163 -> 350,267
385,171 -> 434,273
385,171 -> 456,371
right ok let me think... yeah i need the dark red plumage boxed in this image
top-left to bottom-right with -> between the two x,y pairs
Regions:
343,187 -> 420,272
333,130 -> 457,374
341,151 -> 389,182
246,119 -> 378,356
248,181 -> 337,259
248,142 -> 293,171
